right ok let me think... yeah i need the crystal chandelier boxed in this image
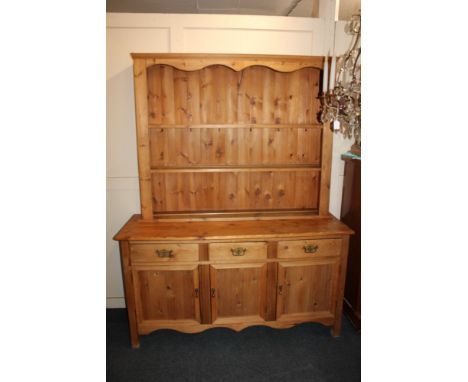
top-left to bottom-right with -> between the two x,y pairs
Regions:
320,13 -> 361,153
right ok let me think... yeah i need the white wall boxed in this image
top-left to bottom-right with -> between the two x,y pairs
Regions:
106,12 -> 352,308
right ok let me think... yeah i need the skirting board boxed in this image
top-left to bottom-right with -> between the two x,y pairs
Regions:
107,297 -> 126,309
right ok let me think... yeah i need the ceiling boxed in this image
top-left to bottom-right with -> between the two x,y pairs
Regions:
106,0 -> 316,16
107,0 -> 360,19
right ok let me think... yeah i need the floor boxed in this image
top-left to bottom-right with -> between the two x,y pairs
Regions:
107,309 -> 360,382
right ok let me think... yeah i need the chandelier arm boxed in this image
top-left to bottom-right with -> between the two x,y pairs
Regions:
352,48 -> 361,78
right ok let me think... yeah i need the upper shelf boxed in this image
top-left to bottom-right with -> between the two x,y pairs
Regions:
131,53 -> 324,72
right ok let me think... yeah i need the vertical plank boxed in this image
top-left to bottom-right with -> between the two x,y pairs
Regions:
192,268 -> 201,322
200,67 -> 215,123
199,264 -> 212,324
237,70 -> 246,124
209,266 -> 218,322
151,172 -> 165,212
226,70 -> 238,123
262,69 -> 275,124
319,124 -> 332,215
174,69 -> 188,124
332,236 -> 350,337
147,65 -> 162,124
273,71 -> 288,125
187,71 -> 200,124
161,65 -> 175,124
119,241 -> 140,348
215,66 -> 228,123
199,243 -> 209,261
276,263 -> 285,319
287,70 -> 300,124
133,58 -> 153,219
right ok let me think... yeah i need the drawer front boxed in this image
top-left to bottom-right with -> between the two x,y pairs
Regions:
277,239 -> 342,259
209,242 -> 267,262
130,243 -> 199,263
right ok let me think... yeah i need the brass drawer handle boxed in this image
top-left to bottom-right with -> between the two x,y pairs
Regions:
211,288 -> 216,297
155,249 -> 174,258
303,244 -> 319,254
230,247 -> 247,256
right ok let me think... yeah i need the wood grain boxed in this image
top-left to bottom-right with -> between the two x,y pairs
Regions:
133,58 -> 153,219
129,243 -> 198,264
146,65 -> 321,125
133,264 -> 200,322
332,236 -> 350,337
319,122 -> 332,215
119,241 -> 140,348
134,53 -> 324,72
210,263 -> 267,324
209,242 -> 267,262
276,259 -> 340,322
114,214 -> 353,241
277,239 -> 342,259
151,169 -> 320,213
198,264 -> 212,324
149,127 -> 321,168
265,261 -> 278,321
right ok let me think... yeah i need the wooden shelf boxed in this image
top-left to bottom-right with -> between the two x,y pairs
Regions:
150,165 -> 321,173
148,124 -> 323,130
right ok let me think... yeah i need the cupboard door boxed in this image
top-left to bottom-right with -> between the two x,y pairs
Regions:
133,265 -> 200,324
276,259 -> 340,322
210,263 -> 267,324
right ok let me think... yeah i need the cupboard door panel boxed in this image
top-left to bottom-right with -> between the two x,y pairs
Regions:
133,265 -> 200,323
210,263 -> 267,324
276,260 -> 340,322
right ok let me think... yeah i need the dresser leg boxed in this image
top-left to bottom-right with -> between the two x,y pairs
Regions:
119,241 -> 140,348
129,324 -> 140,349
331,318 -> 342,337
331,236 -> 350,338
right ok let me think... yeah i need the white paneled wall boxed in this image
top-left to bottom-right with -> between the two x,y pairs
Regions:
106,12 -> 352,308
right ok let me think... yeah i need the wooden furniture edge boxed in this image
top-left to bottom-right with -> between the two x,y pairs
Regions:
331,236 -> 350,337
113,214 -> 354,242
319,122 -> 332,215
133,59 -> 153,219
131,53 -> 324,72
119,241 -> 140,348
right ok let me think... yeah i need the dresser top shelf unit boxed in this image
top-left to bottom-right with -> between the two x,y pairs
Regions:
132,53 -> 332,221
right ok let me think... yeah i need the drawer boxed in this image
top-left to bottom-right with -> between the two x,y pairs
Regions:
130,243 -> 199,263
209,242 -> 267,262
277,239 -> 342,259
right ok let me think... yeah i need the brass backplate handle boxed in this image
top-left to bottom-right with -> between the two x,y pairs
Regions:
155,249 -> 174,258
194,288 -> 199,298
230,247 -> 247,256
303,244 -> 319,254
211,288 -> 216,297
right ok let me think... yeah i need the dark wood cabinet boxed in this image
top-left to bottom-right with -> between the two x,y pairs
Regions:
340,155 -> 361,330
